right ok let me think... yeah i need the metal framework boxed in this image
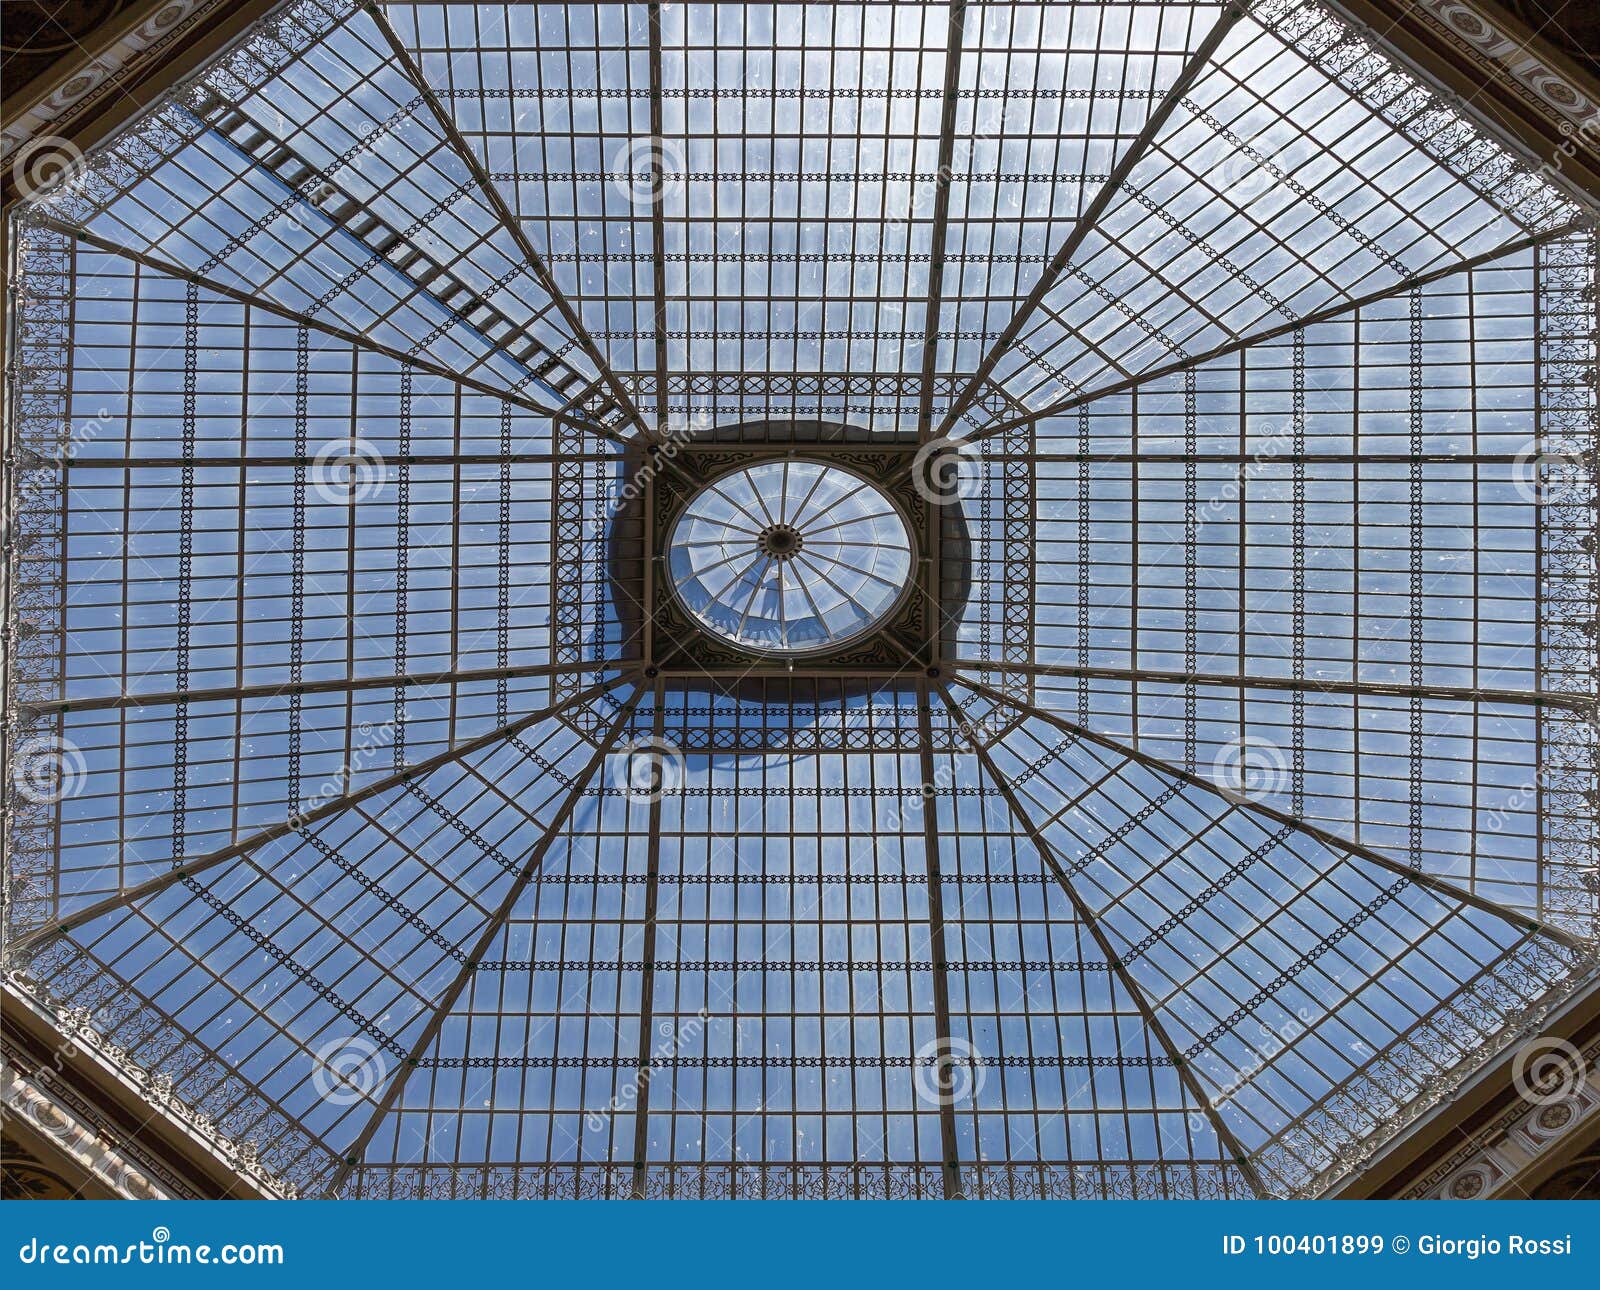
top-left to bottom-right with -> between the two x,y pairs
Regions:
2,0 -> 1597,1202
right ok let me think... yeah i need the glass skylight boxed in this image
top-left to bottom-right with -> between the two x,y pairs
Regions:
666,461 -> 914,653
1,0 -> 1595,1203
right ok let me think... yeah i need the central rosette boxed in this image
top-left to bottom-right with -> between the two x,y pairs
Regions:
665,459 -> 915,655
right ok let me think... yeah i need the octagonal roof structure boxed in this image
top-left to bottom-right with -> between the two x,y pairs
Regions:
3,0 -> 1598,1200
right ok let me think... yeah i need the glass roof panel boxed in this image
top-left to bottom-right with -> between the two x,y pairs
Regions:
936,3 -> 1226,387
948,231 -> 1598,943
387,3 -> 659,380
939,0 -> 1580,439
947,677 -> 1586,1194
27,1 -> 630,422
934,747 -> 1253,1196
19,671 -> 635,1194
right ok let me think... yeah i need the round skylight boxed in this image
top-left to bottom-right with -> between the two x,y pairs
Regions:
666,460 -> 914,654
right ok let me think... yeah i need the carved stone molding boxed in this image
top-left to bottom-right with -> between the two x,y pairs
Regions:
1410,1 -> 1600,135
1,0 -> 217,166
3,970 -> 298,1199
1325,0 -> 1600,206
2,1066 -> 173,1200
1401,1031 -> 1600,1198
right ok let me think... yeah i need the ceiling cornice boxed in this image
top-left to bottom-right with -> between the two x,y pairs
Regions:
2,971 -> 296,1199
1333,970 -> 1600,1198
1327,0 -> 1600,205
1,0 -> 281,208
